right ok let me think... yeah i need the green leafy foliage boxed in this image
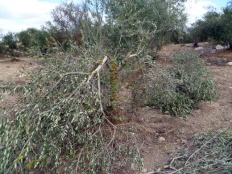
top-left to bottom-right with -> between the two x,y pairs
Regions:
0,53 -> 143,173
160,127 -> 232,173
136,53 -> 217,119
0,0 -> 189,173
145,72 -> 193,118
17,28 -> 50,56
2,32 -> 17,50
0,32 -> 20,58
170,52 -> 217,102
0,29 -> 50,57
0,42 -> 5,55
187,2 -> 232,46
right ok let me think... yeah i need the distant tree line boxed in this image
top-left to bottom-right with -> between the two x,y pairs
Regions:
0,0 -> 188,58
1,0 -> 232,59
0,28 -> 50,57
183,1 -> 232,49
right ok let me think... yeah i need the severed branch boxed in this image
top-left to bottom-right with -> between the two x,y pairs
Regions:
43,71 -> 88,98
87,56 -> 108,83
66,56 -> 108,100
117,51 -> 142,72
43,51 -> 139,99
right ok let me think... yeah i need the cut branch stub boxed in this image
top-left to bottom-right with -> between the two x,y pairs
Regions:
87,56 -> 108,83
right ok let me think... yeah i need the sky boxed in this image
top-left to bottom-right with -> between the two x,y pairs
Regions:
0,0 -> 231,35
185,0 -> 230,26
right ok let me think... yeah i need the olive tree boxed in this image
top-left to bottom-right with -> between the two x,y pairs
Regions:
47,1 -> 86,50
2,32 -> 17,50
0,0 -> 188,173
17,28 -> 50,55
188,1 -> 232,49
0,32 -> 19,58
221,3 -> 232,49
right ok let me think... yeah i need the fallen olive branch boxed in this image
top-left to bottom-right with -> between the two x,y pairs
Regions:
158,123 -> 232,174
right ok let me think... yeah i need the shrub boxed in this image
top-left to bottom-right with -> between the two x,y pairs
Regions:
0,42 -> 5,55
140,52 -> 217,119
145,72 -> 193,118
170,52 -> 217,102
2,32 -> 17,50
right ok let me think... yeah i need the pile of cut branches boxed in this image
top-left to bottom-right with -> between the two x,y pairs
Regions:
134,52 -> 217,119
0,53 -> 143,173
157,125 -> 232,174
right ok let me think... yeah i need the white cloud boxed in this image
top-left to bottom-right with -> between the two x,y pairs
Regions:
0,0 -> 59,34
185,0 -> 217,26
0,0 -> 220,34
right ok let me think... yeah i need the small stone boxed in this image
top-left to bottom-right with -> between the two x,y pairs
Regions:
142,168 -> 148,173
195,47 -> 203,50
181,139 -> 187,144
227,62 -> 232,66
210,49 -> 216,54
216,44 -> 224,50
158,137 -> 165,142
163,111 -> 169,114
164,165 -> 169,169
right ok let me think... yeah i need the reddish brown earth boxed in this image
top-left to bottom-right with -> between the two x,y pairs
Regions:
135,43 -> 232,173
0,57 -> 39,113
0,43 -> 232,174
